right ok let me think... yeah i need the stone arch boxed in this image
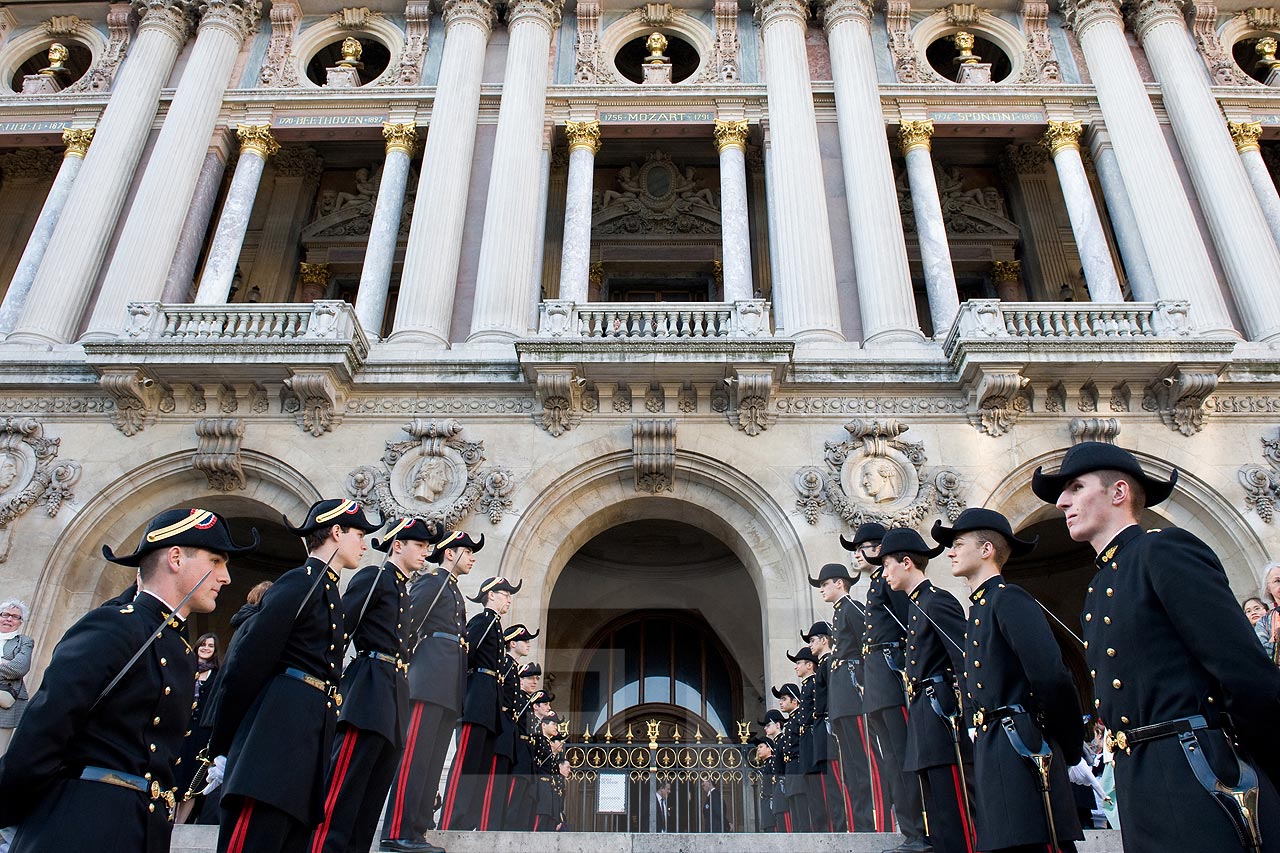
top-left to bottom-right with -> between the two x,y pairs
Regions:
26,449 -> 321,679
598,10 -> 715,85
912,9 -> 1028,83
497,449 -> 811,686
0,21 -> 106,94
288,14 -> 405,88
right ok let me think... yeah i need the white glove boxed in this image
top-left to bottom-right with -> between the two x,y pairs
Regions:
202,755 -> 226,795
1067,757 -> 1093,787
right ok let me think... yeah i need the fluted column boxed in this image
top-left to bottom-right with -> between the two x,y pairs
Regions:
713,119 -> 754,302
1131,0 -> 1280,340
8,0 -> 198,344
1087,128 -> 1155,301
84,0 -> 262,339
0,129 -> 94,334
352,123 -> 418,336
1043,120 -> 1124,302
389,0 -> 495,345
898,121 -> 960,333
822,0 -> 921,343
1061,0 -> 1233,334
753,0 -> 842,341
468,0 -> 563,342
1229,120 -> 1280,253
194,125 -> 279,305
557,120 -> 599,304
163,136 -> 231,302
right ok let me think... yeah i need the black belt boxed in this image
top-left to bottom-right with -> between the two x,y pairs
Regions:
866,641 -> 900,652
283,667 -> 342,705
431,631 -> 468,649
973,703 -> 1026,728
1107,714 -> 1210,752
80,767 -> 176,819
907,672 -> 948,702
472,667 -> 499,678
360,650 -> 409,673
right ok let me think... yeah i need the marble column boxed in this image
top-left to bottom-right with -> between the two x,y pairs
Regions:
84,0 -> 262,340
0,129 -> 93,335
8,0 -> 198,344
1131,1 -> 1280,341
353,123 -> 418,336
1087,128 -> 1156,302
1043,120 -> 1124,302
163,140 -> 230,302
1061,0 -> 1233,335
714,119 -> 754,303
898,121 -> 960,333
249,146 -> 322,302
390,0 -> 496,345
822,0 -> 921,343
1229,120 -> 1280,253
753,0 -> 842,341
468,0 -> 563,342
194,125 -> 280,305
557,120 -> 599,304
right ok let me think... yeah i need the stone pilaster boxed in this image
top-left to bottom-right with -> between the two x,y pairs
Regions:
195,124 -> 280,305
468,0 -> 564,342
557,120 -> 600,304
715,119 -> 754,302
898,120 -> 960,334
1043,120 -> 1124,302
1229,120 -> 1280,255
389,0 -> 496,345
8,0 -> 198,344
353,122 -> 418,336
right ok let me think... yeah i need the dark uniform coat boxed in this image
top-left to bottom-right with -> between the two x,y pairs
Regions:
902,580 -> 970,773
338,563 -> 413,745
1084,525 -> 1280,853
0,593 -> 194,853
493,653 -> 521,761
209,556 -> 345,824
406,568 -> 467,713
828,596 -> 865,721
861,566 -> 911,712
796,674 -> 819,772
965,575 -> 1084,850
459,608 -> 503,732
779,710 -> 803,794
532,735 -> 564,823
808,656 -> 835,771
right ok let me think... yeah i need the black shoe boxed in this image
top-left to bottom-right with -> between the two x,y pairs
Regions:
381,840 -> 446,853
881,842 -> 933,853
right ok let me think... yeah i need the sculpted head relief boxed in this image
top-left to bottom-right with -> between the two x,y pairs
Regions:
413,456 -> 451,504
859,459 -> 902,504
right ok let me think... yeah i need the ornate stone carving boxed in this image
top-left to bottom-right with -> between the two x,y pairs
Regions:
793,419 -> 965,527
970,371 -> 1030,437
1060,0 -> 1123,34
565,120 -> 602,154
730,369 -> 773,436
1017,0 -> 1061,82
614,384 -> 633,413
258,0 -> 300,87
1229,120 -> 1264,153
709,0 -> 741,81
274,145 -> 323,179
897,163 -> 1017,237
379,0 -> 431,86
0,149 -> 59,181
507,0 -> 563,32
1110,382 -> 1131,413
775,396 -> 968,414
947,2 -> 984,26
1078,380 -> 1099,412
346,419 -> 512,526
193,417 -> 245,491
1069,417 -> 1120,444
63,128 -> 95,158
633,419 -> 676,493
572,0 -> 613,83
534,368 -> 584,437
1239,432 -> 1280,522
714,119 -> 749,152
282,369 -> 345,436
1190,1 -> 1253,85
1043,119 -> 1083,154
754,0 -> 811,32
1126,0 -> 1182,41
1143,370 -> 1217,436
197,0 -> 262,41
133,0 -> 198,45
99,368 -> 163,436
594,150 -> 720,235
1045,381 -> 1066,413
383,122 -> 419,155
644,387 -> 664,413
333,6 -> 379,28
0,418 -> 81,563
65,3 -> 133,92
887,0 -> 930,82
898,119 -> 934,154
237,124 -> 279,158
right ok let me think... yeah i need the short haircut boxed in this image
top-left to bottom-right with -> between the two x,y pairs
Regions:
884,552 -> 929,572
305,524 -> 357,554
969,529 -> 1012,567
0,599 -> 28,621
1096,469 -> 1147,514
1262,562 -> 1280,606
139,545 -> 194,583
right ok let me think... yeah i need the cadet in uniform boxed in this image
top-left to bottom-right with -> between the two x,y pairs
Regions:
788,646 -> 829,831
210,499 -> 381,853
800,622 -> 849,832
532,711 -> 568,832
504,661 -> 543,829
936,507 -> 1084,853
381,530 -> 481,850
748,732 -> 777,831
1035,442 -> 1280,853
0,509 -> 250,853
872,527 -> 974,853
774,682 -> 809,830
845,522 -> 927,852
310,517 -> 442,853
439,576 -> 519,830
759,708 -> 789,831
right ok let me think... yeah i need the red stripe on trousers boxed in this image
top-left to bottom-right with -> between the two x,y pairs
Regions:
831,758 -> 854,830
226,797 -> 256,853
782,811 -> 792,833
440,724 -> 471,829
506,777 -> 517,809
478,755 -> 498,830
388,702 -> 425,838
533,815 -> 541,831
310,728 -> 359,853
819,773 -> 834,832
950,764 -> 975,853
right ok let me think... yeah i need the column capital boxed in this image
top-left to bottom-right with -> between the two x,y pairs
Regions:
299,261 -> 330,285
992,259 -> 1022,282
1043,119 -> 1083,154
62,127 -> 95,159
1060,0 -> 1123,37
714,119 -> 749,153
383,122 -> 419,155
1125,0 -> 1183,41
564,119 -> 601,154
898,119 -> 934,154
754,0 -> 810,33
197,0 -> 263,42
442,0 -> 497,33
132,0 -> 198,45
506,0 -> 563,32
1229,119 -> 1263,154
236,123 -> 280,158
819,0 -> 872,32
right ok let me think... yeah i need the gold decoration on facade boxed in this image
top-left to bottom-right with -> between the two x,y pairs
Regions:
236,124 -> 280,159
338,36 -> 364,68
61,127 -> 94,159
1042,119 -> 1083,155
1229,120 -> 1264,154
898,119 -> 935,155
713,118 -> 749,153
625,723 -> 635,744
564,120 -> 602,154
953,31 -> 980,64
736,720 -> 751,743
603,722 -> 614,742
299,261 -> 331,287
991,259 -> 1022,282
382,122 -> 418,156
40,43 -> 69,77
646,719 -> 660,749
645,31 -> 669,64
588,262 -> 604,288
1256,36 -> 1280,72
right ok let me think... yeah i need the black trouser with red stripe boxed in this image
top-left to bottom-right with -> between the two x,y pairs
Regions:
785,789 -> 811,831
381,701 -> 453,842
505,775 -> 535,830
308,724 -> 399,853
804,762 -> 847,832
918,763 -> 976,853
439,722 -> 496,830
217,796 -> 313,853
833,715 -> 891,831
869,705 -> 926,843
479,754 -> 511,830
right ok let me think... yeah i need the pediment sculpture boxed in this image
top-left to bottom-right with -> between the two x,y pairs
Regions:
593,150 -> 721,236
896,165 -> 1019,237
301,164 -> 417,242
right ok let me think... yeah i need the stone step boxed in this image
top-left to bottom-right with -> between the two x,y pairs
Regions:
171,825 -> 1125,852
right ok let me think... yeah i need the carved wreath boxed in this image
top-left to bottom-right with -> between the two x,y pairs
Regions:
793,419 -> 965,527
345,419 -> 514,527
1239,432 -> 1280,523
0,418 -> 81,562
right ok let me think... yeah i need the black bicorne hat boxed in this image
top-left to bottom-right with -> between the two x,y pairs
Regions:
532,690 -> 555,705
1031,441 -> 1177,506
771,683 -> 801,701
427,530 -> 486,563
800,621 -> 832,642
786,647 -> 819,664
931,508 -> 1038,558
504,624 -> 540,643
747,734 -> 775,749
808,562 -> 857,588
371,516 -> 445,552
839,521 -> 888,552
542,711 -> 564,725
284,499 -> 382,536
467,575 -> 522,603
104,508 -> 259,567
758,709 -> 786,726
866,527 -> 945,566
519,662 -> 543,678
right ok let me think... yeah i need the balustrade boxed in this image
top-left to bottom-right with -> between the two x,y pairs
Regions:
537,300 -> 772,340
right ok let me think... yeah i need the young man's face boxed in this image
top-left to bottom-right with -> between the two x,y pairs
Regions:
807,635 -> 827,656
852,541 -> 880,571
331,525 -> 368,570
510,639 -> 531,657
394,538 -> 434,572
178,548 -> 232,615
488,589 -> 513,615
779,695 -> 798,713
947,532 -> 986,581
764,720 -> 781,738
520,675 -> 540,692
794,659 -> 814,678
819,577 -> 845,603
448,546 -> 475,575
534,701 -> 552,717
882,555 -> 914,592
755,742 -> 773,761
1056,472 -> 1126,545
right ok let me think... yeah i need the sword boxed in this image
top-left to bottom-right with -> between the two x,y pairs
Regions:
1032,597 -> 1086,647
926,684 -> 976,849
293,546 -> 341,621
879,604 -> 913,699
1000,717 -> 1061,853
410,570 -> 459,654
839,596 -> 878,829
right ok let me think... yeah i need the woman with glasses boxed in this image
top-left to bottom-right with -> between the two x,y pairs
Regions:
0,600 -> 32,755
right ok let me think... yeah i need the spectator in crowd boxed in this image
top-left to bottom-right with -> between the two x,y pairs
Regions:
1259,563 -> 1280,665
1245,596 -> 1270,625
175,632 -> 221,823
0,600 -> 32,755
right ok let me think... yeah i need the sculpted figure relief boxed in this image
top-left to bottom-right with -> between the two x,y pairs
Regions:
858,459 -> 903,504
412,456 -> 451,504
